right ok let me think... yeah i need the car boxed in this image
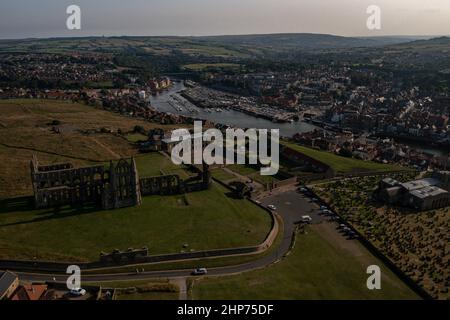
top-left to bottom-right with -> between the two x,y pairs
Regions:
69,288 -> 86,296
340,226 -> 352,233
267,205 -> 277,211
311,198 -> 318,202
347,232 -> 360,240
343,228 -> 354,235
337,224 -> 347,230
300,215 -> 312,224
192,268 -> 208,275
320,205 -> 328,210
299,187 -> 308,193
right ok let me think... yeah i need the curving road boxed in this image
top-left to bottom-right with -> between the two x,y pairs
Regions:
17,190 -> 319,283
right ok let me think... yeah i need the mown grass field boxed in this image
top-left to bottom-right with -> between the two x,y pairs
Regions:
313,174 -> 449,300
125,133 -> 148,143
281,142 -> 403,173
134,153 -> 191,178
0,99 -> 272,262
0,99 -> 180,198
182,63 -> 240,71
84,215 -> 284,275
0,183 -> 272,262
191,227 -> 419,300
210,168 -> 236,182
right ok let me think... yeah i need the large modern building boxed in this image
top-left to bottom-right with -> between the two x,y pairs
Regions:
376,172 -> 450,211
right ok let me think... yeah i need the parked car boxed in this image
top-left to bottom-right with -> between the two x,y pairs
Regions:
340,226 -> 352,234
343,228 -> 354,235
347,232 -> 360,240
69,288 -> 86,296
300,215 -> 313,224
192,268 -> 208,275
337,224 -> 347,230
267,205 -> 277,211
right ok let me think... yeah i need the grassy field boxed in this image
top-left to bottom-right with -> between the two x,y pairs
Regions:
225,165 -> 280,185
0,99 -> 180,198
0,37 -> 249,58
0,99 -> 272,262
210,168 -> 236,182
85,214 -> 284,275
282,142 -> 403,173
227,164 -> 259,176
125,133 -> 148,143
191,227 -> 419,300
0,183 -> 272,262
182,63 -> 240,71
134,153 -> 191,178
313,174 -> 449,300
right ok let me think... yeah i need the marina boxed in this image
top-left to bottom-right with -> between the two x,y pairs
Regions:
150,81 -> 317,137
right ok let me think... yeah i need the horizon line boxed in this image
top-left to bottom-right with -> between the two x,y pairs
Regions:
0,32 -> 448,41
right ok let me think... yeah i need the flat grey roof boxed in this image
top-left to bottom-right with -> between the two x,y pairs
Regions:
382,177 -> 400,185
410,186 -> 448,199
401,178 -> 440,191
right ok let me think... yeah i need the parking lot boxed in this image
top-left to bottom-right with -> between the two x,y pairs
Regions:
261,189 -> 326,225
260,188 -> 360,242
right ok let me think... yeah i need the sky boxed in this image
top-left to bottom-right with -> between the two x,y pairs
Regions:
0,0 -> 449,39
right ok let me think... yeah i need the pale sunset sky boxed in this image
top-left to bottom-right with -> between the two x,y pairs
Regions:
0,0 -> 449,39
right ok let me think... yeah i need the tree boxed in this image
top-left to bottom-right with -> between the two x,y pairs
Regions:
229,181 -> 251,199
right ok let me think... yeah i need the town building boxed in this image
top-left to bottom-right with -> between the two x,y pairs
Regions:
376,173 -> 450,211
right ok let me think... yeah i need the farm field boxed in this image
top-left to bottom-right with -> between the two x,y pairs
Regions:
0,99 -> 179,198
191,226 -> 419,300
281,141 -> 403,173
313,174 -> 449,300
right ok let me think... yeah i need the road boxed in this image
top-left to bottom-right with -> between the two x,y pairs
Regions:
17,189 -> 319,283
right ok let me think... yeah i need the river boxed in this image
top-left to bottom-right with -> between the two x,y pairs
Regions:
149,81 -> 317,137
150,81 -> 448,156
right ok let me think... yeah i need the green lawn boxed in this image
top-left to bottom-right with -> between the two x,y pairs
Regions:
191,227 -> 419,300
85,215 -> 284,275
281,142 -> 403,173
210,168 -> 236,182
125,133 -> 148,143
249,172 -> 279,185
0,183 -> 272,262
227,164 -> 259,176
134,153 -> 190,178
182,63 -> 240,71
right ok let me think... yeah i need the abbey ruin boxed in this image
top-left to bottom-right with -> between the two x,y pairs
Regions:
30,155 -> 211,210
